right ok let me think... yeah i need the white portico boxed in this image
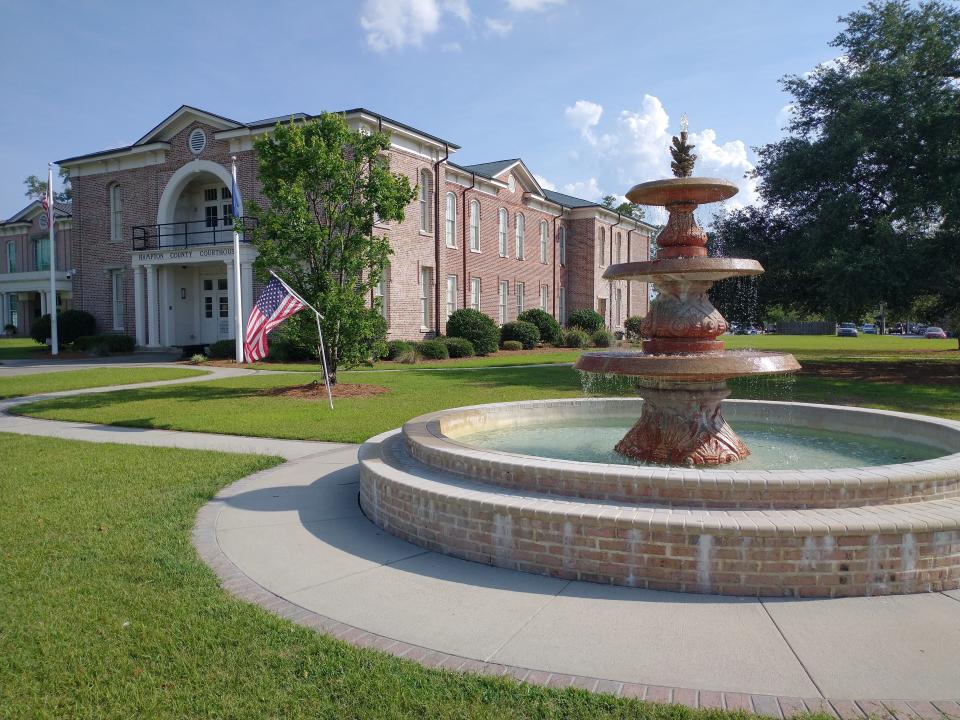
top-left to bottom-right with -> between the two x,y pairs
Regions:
131,158 -> 255,348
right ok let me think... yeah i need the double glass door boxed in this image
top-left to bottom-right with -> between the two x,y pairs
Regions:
201,276 -> 230,341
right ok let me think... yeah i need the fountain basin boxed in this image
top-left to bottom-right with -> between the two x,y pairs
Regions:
359,399 -> 960,597
574,350 -> 801,381
603,257 -> 764,283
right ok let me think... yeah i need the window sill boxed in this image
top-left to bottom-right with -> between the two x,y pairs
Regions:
419,230 -> 433,237
469,249 -> 482,254
445,244 -> 457,250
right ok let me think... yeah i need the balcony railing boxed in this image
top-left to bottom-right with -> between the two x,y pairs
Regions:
131,217 -> 256,251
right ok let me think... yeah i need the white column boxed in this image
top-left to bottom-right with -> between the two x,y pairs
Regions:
146,264 -> 160,347
133,265 -> 145,347
224,261 -> 235,341
240,262 -> 253,333
161,267 -> 175,347
40,291 -> 47,316
0,293 -> 7,331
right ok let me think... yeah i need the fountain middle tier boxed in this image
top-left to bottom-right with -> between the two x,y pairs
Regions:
574,349 -> 801,383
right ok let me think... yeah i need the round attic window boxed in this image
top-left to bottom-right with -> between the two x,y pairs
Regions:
188,128 -> 207,155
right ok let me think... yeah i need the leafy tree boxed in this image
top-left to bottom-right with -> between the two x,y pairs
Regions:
23,168 -> 72,203
710,1 -> 960,333
601,195 -> 645,222
245,114 -> 417,382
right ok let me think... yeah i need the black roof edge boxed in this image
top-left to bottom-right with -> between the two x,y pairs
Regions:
56,141 -> 170,165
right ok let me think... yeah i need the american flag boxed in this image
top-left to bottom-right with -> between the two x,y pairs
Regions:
244,277 -> 306,361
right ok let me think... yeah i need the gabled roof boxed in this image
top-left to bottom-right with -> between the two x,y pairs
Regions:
134,105 -> 243,145
459,159 -> 520,179
542,189 -> 598,209
1,199 -> 71,226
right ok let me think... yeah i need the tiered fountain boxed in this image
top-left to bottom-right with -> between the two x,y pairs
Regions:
359,119 -> 960,598
574,115 -> 800,466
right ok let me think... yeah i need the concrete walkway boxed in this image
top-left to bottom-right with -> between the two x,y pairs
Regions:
2,370 -> 960,717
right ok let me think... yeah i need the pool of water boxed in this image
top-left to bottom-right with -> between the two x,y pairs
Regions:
458,418 -> 944,470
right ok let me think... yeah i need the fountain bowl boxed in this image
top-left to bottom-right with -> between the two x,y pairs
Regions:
359,398 -> 960,597
626,177 -> 739,206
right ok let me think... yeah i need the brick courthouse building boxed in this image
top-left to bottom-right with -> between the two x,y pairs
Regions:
29,105 -> 654,348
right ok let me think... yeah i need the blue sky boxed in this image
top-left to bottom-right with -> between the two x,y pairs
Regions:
0,0 -> 868,219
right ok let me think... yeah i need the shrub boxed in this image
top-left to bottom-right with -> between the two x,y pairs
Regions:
416,339 -> 449,360
445,308 -> 499,356
624,315 -> 645,341
30,309 -> 97,346
517,308 -> 561,345
207,339 -> 236,360
190,354 -> 208,365
398,349 -> 417,364
567,308 -> 604,333
385,339 -> 414,360
266,336 -> 316,362
501,340 -> 523,351
440,336 -> 475,358
72,334 -> 136,356
4,323 -> 16,335
499,320 -> 540,350
562,327 -> 590,348
591,329 -> 614,347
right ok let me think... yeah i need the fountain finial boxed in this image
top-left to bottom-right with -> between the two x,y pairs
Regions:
670,114 -> 697,178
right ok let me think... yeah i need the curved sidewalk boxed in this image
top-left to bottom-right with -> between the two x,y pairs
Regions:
2,374 -> 960,718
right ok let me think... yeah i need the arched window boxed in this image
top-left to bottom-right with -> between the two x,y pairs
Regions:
515,213 -> 525,259
615,233 -> 622,264
539,221 -> 548,263
559,226 -> 566,266
498,208 -> 508,257
110,184 -> 123,243
445,192 -> 456,247
469,199 -> 480,251
419,170 -> 432,233
598,226 -> 606,266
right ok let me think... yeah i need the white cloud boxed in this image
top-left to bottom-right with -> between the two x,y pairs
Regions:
484,17 -> 513,36
534,174 -> 556,191
555,94 -> 759,215
360,0 -> 469,52
564,100 -> 604,145
505,0 -> 565,10
776,103 -> 795,130
562,178 -> 602,202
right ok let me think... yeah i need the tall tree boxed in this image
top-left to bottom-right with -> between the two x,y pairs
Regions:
710,1 -> 960,331
600,194 -> 645,221
246,114 -> 417,382
23,168 -> 72,203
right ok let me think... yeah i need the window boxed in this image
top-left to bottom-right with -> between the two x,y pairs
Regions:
597,297 -> 607,320
559,227 -> 566,266
515,214 -> 525,259
5,241 -> 14,273
469,200 -> 480,251
498,208 -> 508,257
445,192 -> 456,247
498,280 -> 508,324
420,267 -> 432,329
111,270 -> 124,330
222,187 -> 233,226
516,281 -> 524,314
6,293 -> 17,328
470,277 -> 481,311
559,287 -> 566,323
110,184 -> 123,242
445,275 -> 458,321
205,206 -> 219,228
598,227 -> 606,266
373,266 -> 389,321
540,285 -> 549,311
615,287 -> 623,327
540,221 -> 548,263
33,238 -> 50,271
419,170 -> 432,233
616,233 -> 622,264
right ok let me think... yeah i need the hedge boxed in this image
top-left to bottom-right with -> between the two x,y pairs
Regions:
499,320 -> 540,350
446,309 -> 499,355
562,327 -> 590,348
501,340 -> 524,351
416,339 -> 449,360
567,308 -> 604,333
517,309 -> 561,345
439,336 -> 475,358
30,310 -> 97,346
72,334 -> 136,355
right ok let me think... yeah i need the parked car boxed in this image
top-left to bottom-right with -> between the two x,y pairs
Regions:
924,326 -> 947,339
837,322 -> 859,337
861,323 -> 878,334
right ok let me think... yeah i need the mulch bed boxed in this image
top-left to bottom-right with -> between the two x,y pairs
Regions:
800,361 -> 960,386
259,382 -> 389,400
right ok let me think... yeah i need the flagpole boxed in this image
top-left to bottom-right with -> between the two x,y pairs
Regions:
231,157 -> 244,364
269,269 -> 333,410
47,163 -> 59,356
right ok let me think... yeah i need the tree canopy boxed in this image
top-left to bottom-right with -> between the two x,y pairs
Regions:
710,1 -> 960,329
23,168 -> 72,203
600,195 -> 645,221
246,113 -> 417,381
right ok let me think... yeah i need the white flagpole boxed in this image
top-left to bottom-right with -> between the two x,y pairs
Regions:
268,270 -> 333,410
231,158 -> 244,364
47,163 -> 59,356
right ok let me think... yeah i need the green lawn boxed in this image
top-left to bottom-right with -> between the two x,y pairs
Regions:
15,360 -> 960,442
0,337 -> 45,361
0,433 -> 766,719
0,367 -> 207,399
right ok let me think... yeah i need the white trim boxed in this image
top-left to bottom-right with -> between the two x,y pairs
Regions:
156,159 -> 237,226
135,106 -> 242,146
58,142 -> 169,176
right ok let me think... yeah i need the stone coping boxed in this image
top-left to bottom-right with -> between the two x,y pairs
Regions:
400,399 -> 960,508
368,429 -> 960,538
